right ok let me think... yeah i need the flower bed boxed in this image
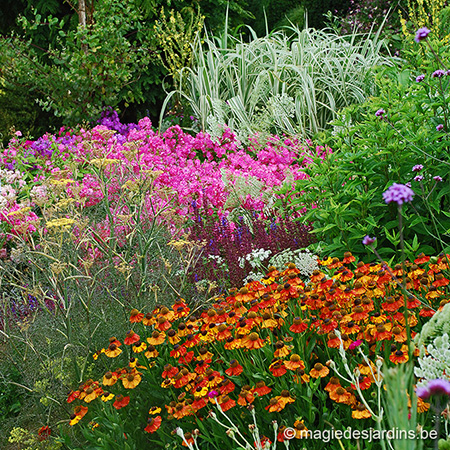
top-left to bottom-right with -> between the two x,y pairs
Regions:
62,252 -> 449,449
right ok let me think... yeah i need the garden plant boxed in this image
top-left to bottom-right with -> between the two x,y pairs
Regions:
0,1 -> 450,450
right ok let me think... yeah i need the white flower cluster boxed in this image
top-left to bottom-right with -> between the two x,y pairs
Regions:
239,247 -> 319,285
415,333 -> 450,385
269,248 -> 318,279
415,302 -> 450,348
238,248 -> 272,269
267,93 -> 295,120
0,168 -> 25,186
0,169 -> 26,209
30,185 -> 49,206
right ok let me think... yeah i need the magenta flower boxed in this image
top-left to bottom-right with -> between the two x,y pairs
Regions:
416,74 -> 425,82
375,109 -> 386,118
412,164 -> 424,172
433,176 -> 443,182
416,379 -> 450,400
362,236 -> 376,246
436,124 -> 444,131
208,390 -> 219,398
382,183 -> 415,206
414,175 -> 424,182
414,27 -> 430,43
349,340 -> 363,350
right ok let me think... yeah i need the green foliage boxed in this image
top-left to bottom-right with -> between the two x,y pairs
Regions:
283,57 -> 450,260
302,0 -> 352,28
0,0 -> 154,126
0,83 -> 62,145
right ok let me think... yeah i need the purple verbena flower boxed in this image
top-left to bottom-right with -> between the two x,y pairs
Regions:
416,379 -> 450,400
375,109 -> 386,118
362,236 -> 376,246
414,175 -> 424,182
208,390 -> 219,398
436,124 -> 444,131
383,183 -> 415,206
432,70 -> 446,78
412,164 -> 424,172
416,74 -> 425,82
414,27 -> 430,43
433,175 -> 443,182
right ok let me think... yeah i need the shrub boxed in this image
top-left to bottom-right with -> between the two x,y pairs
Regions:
282,30 -> 450,260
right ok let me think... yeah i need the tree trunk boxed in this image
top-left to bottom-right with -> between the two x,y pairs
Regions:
78,0 -> 87,28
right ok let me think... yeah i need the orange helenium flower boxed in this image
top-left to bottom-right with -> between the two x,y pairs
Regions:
144,416 -> 162,433
309,363 -> 329,378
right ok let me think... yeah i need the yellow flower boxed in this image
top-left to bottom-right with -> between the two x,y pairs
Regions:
90,158 -> 121,169
46,218 -> 75,229
122,372 -> 142,389
7,207 -> 32,217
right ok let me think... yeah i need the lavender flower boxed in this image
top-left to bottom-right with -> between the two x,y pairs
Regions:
416,74 -> 425,82
432,70 -> 446,78
383,183 -> 415,206
414,175 -> 424,182
414,27 -> 430,43
433,176 -> 443,182
375,109 -> 386,118
412,164 -> 424,172
362,236 -> 376,246
416,379 -> 450,400
436,124 -> 444,131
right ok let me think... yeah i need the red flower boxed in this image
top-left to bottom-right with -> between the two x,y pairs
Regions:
225,360 -> 244,376
144,416 -> 162,433
217,395 -> 236,412
124,330 -> 140,345
269,360 -> 287,377
38,426 -> 51,441
252,381 -> 272,397
113,395 -> 130,409
129,309 -> 144,323
67,390 -> 80,403
289,317 -> 308,333
178,351 -> 195,365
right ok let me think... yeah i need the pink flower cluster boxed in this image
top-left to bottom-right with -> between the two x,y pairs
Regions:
1,117 -> 330,248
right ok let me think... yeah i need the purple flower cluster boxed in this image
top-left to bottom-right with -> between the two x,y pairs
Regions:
416,379 -> 450,400
436,124 -> 444,131
362,235 -> 376,246
375,109 -> 386,118
416,74 -> 425,83
412,164 -> 423,172
414,27 -> 430,43
97,108 -> 138,137
382,183 -> 415,206
432,70 -> 446,78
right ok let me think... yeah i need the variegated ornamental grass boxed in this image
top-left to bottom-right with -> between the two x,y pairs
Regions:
162,25 -> 392,139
